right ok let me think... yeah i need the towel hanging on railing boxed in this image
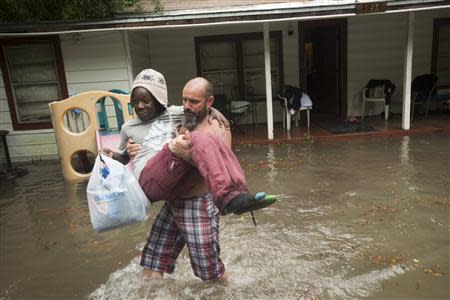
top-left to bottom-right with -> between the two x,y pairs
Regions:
280,85 -> 313,114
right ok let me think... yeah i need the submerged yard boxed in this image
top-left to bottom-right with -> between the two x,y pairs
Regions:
0,134 -> 449,299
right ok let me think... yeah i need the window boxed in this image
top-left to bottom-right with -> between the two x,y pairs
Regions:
0,36 -> 68,130
195,32 -> 283,103
198,40 -> 239,100
432,18 -> 450,88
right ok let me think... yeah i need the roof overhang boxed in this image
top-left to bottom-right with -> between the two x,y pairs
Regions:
0,0 -> 449,36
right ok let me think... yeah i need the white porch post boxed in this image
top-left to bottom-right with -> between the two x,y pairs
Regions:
402,12 -> 415,130
264,22 -> 274,140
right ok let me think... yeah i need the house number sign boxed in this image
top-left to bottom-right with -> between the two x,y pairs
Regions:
355,1 -> 387,14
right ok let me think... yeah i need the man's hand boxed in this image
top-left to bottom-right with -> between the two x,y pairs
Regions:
169,131 -> 193,163
126,139 -> 142,158
209,107 -> 230,130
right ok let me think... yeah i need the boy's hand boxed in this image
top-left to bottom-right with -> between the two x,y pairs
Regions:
126,139 -> 142,158
209,107 -> 230,130
100,148 -> 114,158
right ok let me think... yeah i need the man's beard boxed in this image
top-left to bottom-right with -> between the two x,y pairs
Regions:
182,113 -> 199,131
182,108 -> 208,131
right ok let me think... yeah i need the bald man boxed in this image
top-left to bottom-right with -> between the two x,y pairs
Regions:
140,78 -> 265,281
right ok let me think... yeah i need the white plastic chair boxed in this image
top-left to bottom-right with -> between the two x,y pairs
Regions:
279,96 -> 311,132
361,84 -> 389,121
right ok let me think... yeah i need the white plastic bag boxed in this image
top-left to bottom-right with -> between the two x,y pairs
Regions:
86,154 -> 150,231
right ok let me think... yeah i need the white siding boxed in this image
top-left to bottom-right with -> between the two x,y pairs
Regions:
62,32 -> 131,95
0,69 -> 12,132
347,8 -> 450,117
5,132 -> 57,161
282,22 -> 300,87
62,32 -> 132,144
128,31 -> 151,78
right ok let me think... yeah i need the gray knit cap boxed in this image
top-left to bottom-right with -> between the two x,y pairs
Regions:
132,69 -> 168,107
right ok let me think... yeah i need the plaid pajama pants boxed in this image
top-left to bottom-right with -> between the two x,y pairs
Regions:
140,193 -> 225,281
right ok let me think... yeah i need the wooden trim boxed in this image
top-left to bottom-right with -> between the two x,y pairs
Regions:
355,1 -> 387,15
194,31 -> 281,43
194,37 -> 202,76
340,19 -> 348,119
298,22 -> 306,89
431,19 -> 440,74
235,37 -> 245,100
0,45 -> 19,129
278,31 -> 284,90
298,18 -> 348,118
54,36 -> 69,100
431,18 -> 450,78
0,35 -> 68,130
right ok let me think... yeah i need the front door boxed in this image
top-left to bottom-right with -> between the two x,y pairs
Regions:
299,19 -> 347,118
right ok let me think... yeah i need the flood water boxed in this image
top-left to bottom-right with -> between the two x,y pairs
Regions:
1,134 -> 449,300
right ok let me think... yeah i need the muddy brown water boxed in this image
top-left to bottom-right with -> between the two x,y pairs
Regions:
1,134 -> 449,300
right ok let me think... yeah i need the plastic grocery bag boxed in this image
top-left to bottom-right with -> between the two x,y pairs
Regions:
86,154 -> 150,232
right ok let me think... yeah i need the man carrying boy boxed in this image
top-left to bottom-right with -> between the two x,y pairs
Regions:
104,70 -> 276,281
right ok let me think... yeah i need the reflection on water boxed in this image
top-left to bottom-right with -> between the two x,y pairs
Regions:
1,134 -> 449,299
400,136 -> 410,166
265,145 -> 277,184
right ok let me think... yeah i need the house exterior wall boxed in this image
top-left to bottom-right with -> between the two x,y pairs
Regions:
63,32 -> 133,130
1,8 -> 449,162
0,69 -> 10,132
147,8 -> 450,121
347,8 -> 450,117
0,68 -> 59,161
146,22 -> 297,124
128,31 -> 151,78
62,32 -> 131,95
1,31 -> 132,162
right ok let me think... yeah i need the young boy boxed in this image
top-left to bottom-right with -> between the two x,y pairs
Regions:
104,69 -> 275,216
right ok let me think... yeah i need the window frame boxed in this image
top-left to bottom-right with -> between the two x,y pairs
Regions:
431,17 -> 450,89
194,31 -> 284,101
0,35 -> 68,130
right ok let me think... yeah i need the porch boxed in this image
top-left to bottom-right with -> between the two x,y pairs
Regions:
0,1 -> 449,162
232,112 -> 450,144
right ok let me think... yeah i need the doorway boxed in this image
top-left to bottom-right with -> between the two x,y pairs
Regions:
299,19 -> 347,118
